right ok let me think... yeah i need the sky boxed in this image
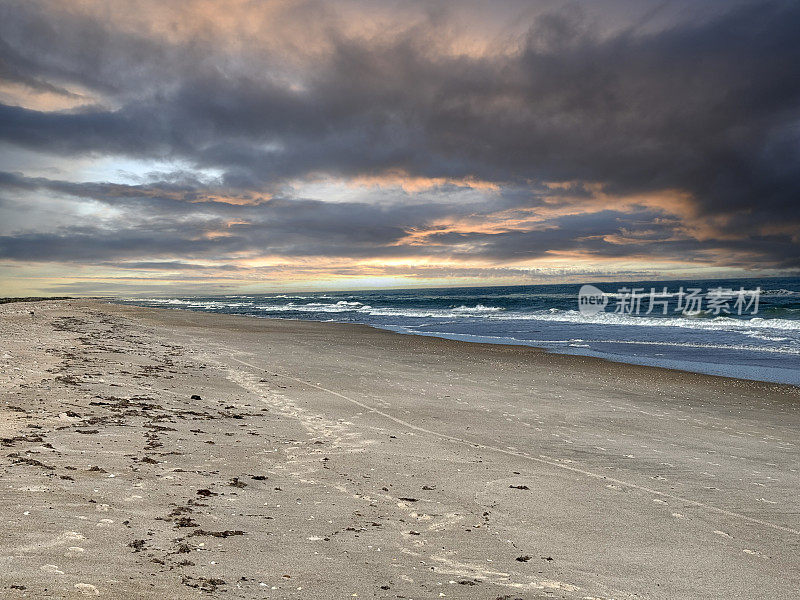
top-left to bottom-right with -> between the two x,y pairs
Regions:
0,0 -> 798,296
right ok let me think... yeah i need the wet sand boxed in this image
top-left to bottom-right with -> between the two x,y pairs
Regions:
1,299 -> 798,599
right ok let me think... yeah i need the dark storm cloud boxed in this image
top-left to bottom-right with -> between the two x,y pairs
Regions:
0,0 -> 798,272
0,179 -> 736,266
0,168 -> 796,269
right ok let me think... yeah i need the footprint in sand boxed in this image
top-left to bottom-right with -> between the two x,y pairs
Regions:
713,530 -> 732,538
75,582 -> 100,595
40,564 -> 64,574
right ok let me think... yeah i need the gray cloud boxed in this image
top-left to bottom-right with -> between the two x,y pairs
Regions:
1,169 -> 794,269
0,0 -> 798,278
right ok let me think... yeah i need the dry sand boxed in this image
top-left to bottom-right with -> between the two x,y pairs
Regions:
0,299 -> 798,599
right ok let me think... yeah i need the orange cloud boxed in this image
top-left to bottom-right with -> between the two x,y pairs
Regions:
343,170 -> 500,193
0,80 -> 100,112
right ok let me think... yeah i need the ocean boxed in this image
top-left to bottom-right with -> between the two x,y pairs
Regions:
118,277 -> 800,385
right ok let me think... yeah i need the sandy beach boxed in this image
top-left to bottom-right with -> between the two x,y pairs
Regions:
1,299 -> 798,599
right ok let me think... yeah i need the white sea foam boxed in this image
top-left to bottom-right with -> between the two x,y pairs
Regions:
132,297 -> 800,334
118,283 -> 800,384
511,309 -> 800,332
243,301 -> 800,334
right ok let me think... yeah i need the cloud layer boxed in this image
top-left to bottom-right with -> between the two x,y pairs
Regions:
1,0 -> 798,294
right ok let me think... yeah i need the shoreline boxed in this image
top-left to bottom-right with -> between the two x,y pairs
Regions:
1,299 -> 799,599
112,299 -> 800,392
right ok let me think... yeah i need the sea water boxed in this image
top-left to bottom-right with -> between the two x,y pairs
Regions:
118,277 -> 800,385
